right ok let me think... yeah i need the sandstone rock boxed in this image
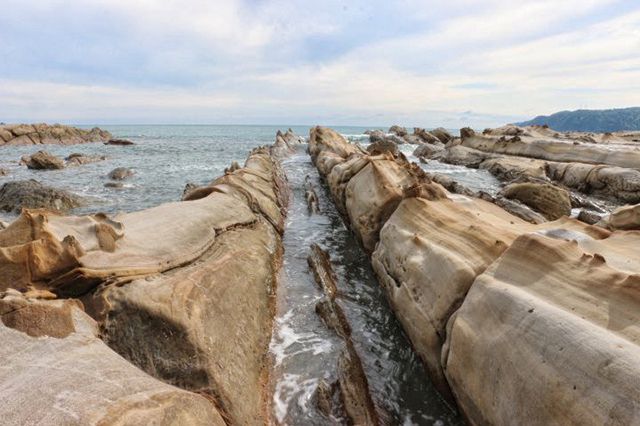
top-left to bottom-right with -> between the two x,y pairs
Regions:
0,168 -> 8,176
413,128 -> 440,144
461,128 -> 640,169
479,156 -> 547,182
413,143 -> 445,159
546,162 -> 640,204
438,145 -> 493,167
0,123 -> 111,146
272,129 -> 304,158
599,203 -> 640,230
444,232 -> 640,425
65,153 -> 107,166
105,138 -> 135,146
108,167 -> 134,180
23,150 -> 65,170
403,134 -> 424,144
425,172 -> 475,197
0,292 -> 225,425
388,125 -> 408,137
0,180 -> 83,213
500,182 -> 571,220
577,209 -> 603,225
367,138 -> 399,156
431,127 -> 454,143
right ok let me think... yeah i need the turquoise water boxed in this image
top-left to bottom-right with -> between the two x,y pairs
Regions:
0,125 -> 371,220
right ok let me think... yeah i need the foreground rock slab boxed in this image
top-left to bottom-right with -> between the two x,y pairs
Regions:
0,292 -> 225,425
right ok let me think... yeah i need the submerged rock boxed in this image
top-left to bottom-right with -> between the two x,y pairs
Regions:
0,180 -> 83,213
22,151 -> 65,170
105,138 -> 135,146
65,153 -> 107,166
108,167 -> 134,180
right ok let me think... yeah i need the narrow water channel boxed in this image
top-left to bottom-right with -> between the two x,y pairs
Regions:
269,145 -> 461,425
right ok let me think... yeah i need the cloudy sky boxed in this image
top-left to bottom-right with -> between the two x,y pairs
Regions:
1,0 -> 639,127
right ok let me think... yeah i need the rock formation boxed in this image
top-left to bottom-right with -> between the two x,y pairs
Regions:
0,180 -> 84,213
65,153 -> 107,166
0,130 -> 300,425
108,167 -> 135,180
22,150 -> 65,170
0,291 -> 225,425
309,125 -> 640,425
105,138 -> 135,146
0,123 -> 111,146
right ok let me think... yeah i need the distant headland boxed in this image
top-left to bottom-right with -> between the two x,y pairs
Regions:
516,107 -> 640,132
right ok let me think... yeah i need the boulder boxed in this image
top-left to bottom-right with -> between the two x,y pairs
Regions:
403,134 -> 424,144
0,180 -> 83,213
599,203 -> 640,230
577,209 -> 603,225
479,156 -> 547,182
413,143 -> 445,159
388,125 -> 408,137
431,127 -> 454,143
413,128 -> 440,144
438,145 -> 493,168
108,167 -> 135,180
367,139 -> 399,156
0,168 -> 8,176
0,292 -> 225,425
23,151 -> 65,170
65,153 -> 107,166
500,182 -> 571,220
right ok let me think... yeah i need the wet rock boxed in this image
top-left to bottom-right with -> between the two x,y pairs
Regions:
0,123 -> 111,146
388,125 -> 408,137
413,128 -> 440,144
403,134 -> 424,144
104,182 -> 125,189
431,127 -> 454,143
438,145 -> 493,167
0,180 -> 84,213
577,209 -> 603,225
0,292 -> 225,425
108,167 -> 134,180
65,153 -> 107,166
22,150 -> 65,170
369,130 -> 405,145
367,138 -> 399,156
425,172 -> 475,197
413,142 -> 445,160
272,129 -> 304,158
224,161 -> 241,174
479,156 -> 547,182
0,168 -> 8,176
105,138 -> 135,146
304,176 -> 320,214
500,182 -> 571,220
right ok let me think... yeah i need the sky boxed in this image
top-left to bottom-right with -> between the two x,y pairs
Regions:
0,0 -> 639,127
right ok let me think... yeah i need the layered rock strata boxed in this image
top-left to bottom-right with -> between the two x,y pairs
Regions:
309,125 -> 640,424
0,123 -> 111,146
0,133 -> 295,425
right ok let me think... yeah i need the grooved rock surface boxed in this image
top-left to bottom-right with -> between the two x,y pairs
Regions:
444,232 -> 640,425
500,182 -> 572,220
0,293 -> 225,425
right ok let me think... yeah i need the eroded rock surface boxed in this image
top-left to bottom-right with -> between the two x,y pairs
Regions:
0,123 -> 111,146
0,291 -> 225,425
22,150 -> 65,170
309,125 -> 639,424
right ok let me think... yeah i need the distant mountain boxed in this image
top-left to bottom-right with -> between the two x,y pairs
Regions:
515,107 -> 640,132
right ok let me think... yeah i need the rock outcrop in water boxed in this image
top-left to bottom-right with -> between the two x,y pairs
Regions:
21,150 -> 65,170
0,123 -> 111,146
309,125 -> 640,425
0,131 -> 299,425
0,180 -> 84,213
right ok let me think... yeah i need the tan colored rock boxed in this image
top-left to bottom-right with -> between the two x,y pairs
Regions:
444,232 -> 640,425
0,123 -> 111,146
0,292 -> 225,425
501,182 -> 572,220
23,151 -> 65,170
65,153 -> 107,166
462,130 -> 640,169
479,156 -> 547,182
599,203 -> 640,230
546,162 -> 640,204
